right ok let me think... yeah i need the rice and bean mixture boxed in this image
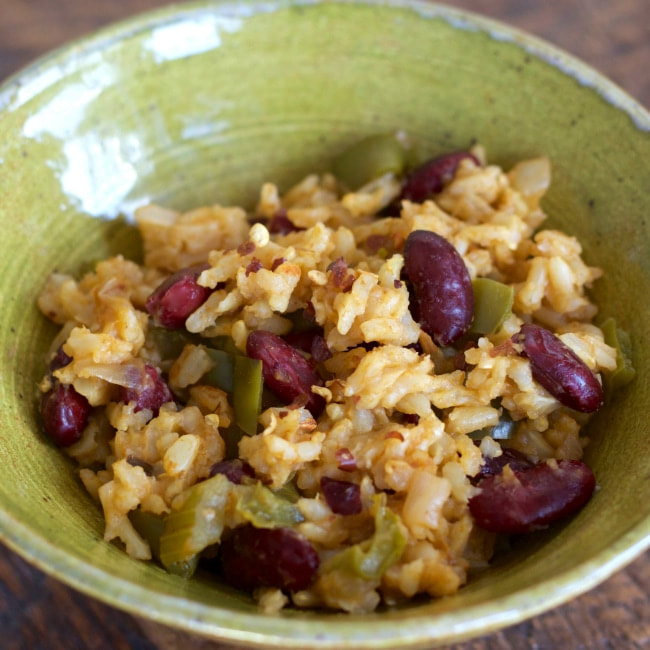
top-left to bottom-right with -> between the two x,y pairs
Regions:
37,136 -> 632,613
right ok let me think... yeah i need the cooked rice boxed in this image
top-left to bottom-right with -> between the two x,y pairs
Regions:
37,146 -> 617,613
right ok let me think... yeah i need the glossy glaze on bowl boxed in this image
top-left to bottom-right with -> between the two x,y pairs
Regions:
0,1 -> 649,647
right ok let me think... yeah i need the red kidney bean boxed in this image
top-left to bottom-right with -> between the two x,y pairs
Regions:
469,459 -> 595,534
473,447 -> 534,483
209,459 -> 255,485
220,524 -> 319,592
40,382 -> 90,447
320,477 -> 362,515
282,328 -> 332,363
120,364 -> 173,416
246,330 -> 325,416
49,346 -> 72,372
145,263 -> 211,329
513,323 -> 604,413
399,151 -> 479,203
403,230 -> 474,346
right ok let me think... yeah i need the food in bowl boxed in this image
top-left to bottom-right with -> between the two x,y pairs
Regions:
36,134 -> 633,613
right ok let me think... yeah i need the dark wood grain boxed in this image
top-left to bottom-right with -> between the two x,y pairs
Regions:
1,1 -> 649,649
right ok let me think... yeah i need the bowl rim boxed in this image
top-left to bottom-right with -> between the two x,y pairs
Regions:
1,0 -> 649,647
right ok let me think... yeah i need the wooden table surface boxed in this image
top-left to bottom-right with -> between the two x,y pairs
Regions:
1,1 -> 649,649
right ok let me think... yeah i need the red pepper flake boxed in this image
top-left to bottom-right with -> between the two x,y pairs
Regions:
490,339 -> 517,358
327,257 -> 355,292
366,234 -> 391,254
335,448 -> 357,472
278,410 -> 289,419
237,241 -> 256,256
303,301 -> 316,322
311,335 -> 332,363
245,257 -> 263,276
268,209 -> 300,235
385,430 -> 405,441
393,279 -> 403,289
271,256 -> 287,271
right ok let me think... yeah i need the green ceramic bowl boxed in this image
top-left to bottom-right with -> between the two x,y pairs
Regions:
0,1 -> 648,647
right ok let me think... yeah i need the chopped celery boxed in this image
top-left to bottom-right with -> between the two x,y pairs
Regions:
159,473 -> 232,571
332,134 -> 407,190
600,317 -> 636,391
129,501 -> 199,577
236,481 -> 304,528
470,278 -> 514,335
323,494 -> 406,580
157,476 -> 305,578
233,355 -> 263,436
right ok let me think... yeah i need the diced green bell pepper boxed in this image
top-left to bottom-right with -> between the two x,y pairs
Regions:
146,326 -> 198,361
202,345 -> 263,436
332,134 -> 407,190
203,347 -> 235,393
600,317 -> 635,391
233,355 -> 263,436
469,277 -> 514,335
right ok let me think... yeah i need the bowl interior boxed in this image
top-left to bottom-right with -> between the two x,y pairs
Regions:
0,1 -> 649,647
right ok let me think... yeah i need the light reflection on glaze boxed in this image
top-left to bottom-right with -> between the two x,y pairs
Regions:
22,83 -> 103,141
143,14 -> 243,63
181,118 -> 231,140
19,58 -> 152,218
15,15 -> 245,219
59,135 -> 144,217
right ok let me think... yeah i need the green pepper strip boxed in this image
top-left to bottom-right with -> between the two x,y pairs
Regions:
469,277 -> 514,335
203,347 -> 235,393
202,346 -> 263,437
233,355 -> 263,436
323,494 -> 407,580
600,317 -> 635,391
146,326 -> 198,361
332,133 -> 407,190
